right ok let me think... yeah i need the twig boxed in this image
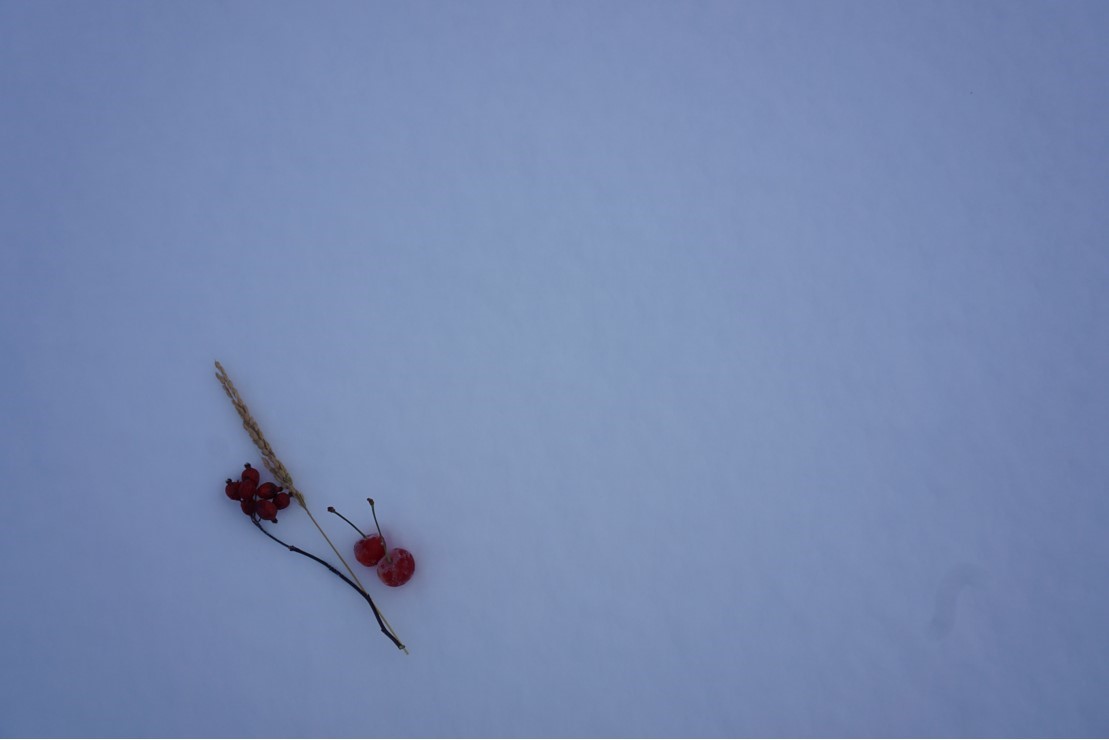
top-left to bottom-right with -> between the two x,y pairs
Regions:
251,517 -> 405,651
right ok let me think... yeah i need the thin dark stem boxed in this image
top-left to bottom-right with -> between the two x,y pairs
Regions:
366,498 -> 390,563
366,498 -> 384,540
251,517 -> 406,652
327,506 -> 367,538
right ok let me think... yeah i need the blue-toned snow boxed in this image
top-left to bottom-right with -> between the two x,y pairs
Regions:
2,2 -> 1107,736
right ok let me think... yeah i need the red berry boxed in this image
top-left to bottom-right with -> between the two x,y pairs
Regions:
256,499 -> 278,522
273,491 -> 291,510
239,477 -> 257,500
376,548 -> 415,587
242,463 -> 260,485
354,535 -> 386,567
257,482 -> 278,499
240,498 -> 256,516
225,479 -> 241,500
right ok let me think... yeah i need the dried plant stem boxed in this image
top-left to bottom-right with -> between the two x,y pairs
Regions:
251,517 -> 404,651
214,361 -> 406,653
214,361 -> 303,506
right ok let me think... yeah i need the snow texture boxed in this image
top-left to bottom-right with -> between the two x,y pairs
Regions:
2,1 -> 1108,737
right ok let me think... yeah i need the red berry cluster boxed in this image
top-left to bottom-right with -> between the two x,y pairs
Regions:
329,500 -> 415,587
356,533 -> 416,588
224,463 -> 292,522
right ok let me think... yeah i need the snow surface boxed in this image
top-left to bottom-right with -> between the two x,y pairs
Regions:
2,1 -> 1108,737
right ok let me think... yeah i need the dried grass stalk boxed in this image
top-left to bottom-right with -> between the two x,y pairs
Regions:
214,361 -> 305,508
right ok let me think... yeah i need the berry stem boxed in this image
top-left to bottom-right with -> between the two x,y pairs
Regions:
367,498 -> 390,563
251,517 -> 406,652
301,506 -> 405,646
328,506 -> 367,538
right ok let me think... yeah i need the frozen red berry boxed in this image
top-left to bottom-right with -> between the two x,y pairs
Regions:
238,476 -> 257,501
273,491 -> 291,510
354,535 -> 386,567
377,548 -> 415,587
242,463 -> 260,485
329,500 -> 405,574
257,482 -> 278,499
240,498 -> 256,516
225,479 -> 241,500
256,499 -> 278,522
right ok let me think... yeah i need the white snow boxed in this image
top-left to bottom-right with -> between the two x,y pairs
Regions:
2,2 -> 1108,736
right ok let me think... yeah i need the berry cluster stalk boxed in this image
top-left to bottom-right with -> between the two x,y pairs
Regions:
250,518 -> 403,650
214,361 -> 406,653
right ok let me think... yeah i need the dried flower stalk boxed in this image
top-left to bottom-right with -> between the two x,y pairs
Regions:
214,361 -> 305,507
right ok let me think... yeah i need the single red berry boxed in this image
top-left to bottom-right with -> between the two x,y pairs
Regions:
225,479 -> 241,500
354,535 -> 386,567
257,482 -> 278,499
240,498 -> 256,516
273,491 -> 291,510
239,477 -> 257,500
377,548 -> 415,587
242,463 -> 260,485
256,499 -> 278,522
